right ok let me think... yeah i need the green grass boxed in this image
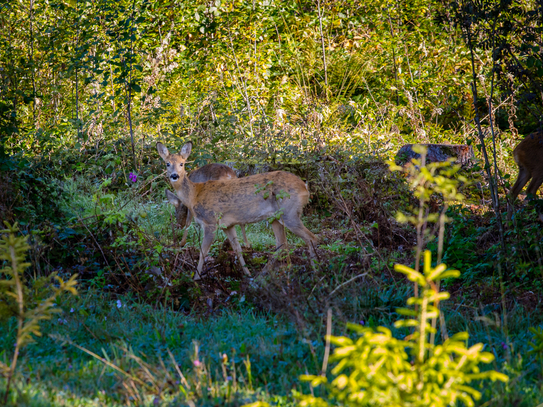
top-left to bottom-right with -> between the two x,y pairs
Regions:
58,177 -> 175,240
1,284 -> 542,406
0,289 -> 312,406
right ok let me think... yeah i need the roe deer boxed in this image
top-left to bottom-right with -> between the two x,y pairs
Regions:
165,163 -> 249,247
157,141 -> 318,280
509,131 -> 543,202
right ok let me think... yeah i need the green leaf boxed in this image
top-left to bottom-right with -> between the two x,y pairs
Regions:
394,264 -> 425,286
439,270 -> 461,279
328,336 -> 353,347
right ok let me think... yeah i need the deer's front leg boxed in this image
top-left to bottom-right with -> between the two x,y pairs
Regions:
180,210 -> 194,247
195,225 -> 216,280
240,225 -> 250,248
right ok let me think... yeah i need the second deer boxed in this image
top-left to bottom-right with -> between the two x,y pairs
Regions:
165,163 -> 249,247
157,141 -> 318,280
509,131 -> 543,202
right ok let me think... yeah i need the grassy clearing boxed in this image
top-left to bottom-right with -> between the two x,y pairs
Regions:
0,290 -> 304,406
1,284 -> 542,406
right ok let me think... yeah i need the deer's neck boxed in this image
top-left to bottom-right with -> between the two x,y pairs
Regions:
174,174 -> 199,209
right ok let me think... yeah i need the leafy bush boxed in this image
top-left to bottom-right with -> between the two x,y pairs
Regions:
0,155 -> 65,226
297,251 -> 508,407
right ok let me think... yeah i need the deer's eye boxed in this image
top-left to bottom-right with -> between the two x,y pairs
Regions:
167,162 -> 171,167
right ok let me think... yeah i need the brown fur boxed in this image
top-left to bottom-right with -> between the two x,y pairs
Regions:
509,131 -> 543,201
165,164 -> 248,247
157,142 -> 318,280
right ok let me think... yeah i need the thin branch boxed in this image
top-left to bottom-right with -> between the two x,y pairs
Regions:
127,0 -> 137,169
462,8 -> 507,261
316,0 -> 328,98
328,272 -> 369,298
320,308 -> 332,375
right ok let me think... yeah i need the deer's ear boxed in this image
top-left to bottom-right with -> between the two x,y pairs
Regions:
156,143 -> 169,161
180,142 -> 193,159
166,190 -> 181,207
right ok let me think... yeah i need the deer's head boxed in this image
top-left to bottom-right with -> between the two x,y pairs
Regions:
156,142 -> 192,186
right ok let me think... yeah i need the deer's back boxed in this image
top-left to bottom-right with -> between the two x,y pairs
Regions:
189,163 -> 236,183
192,171 -> 310,226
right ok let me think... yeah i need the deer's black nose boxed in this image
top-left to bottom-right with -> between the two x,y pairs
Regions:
170,173 -> 179,181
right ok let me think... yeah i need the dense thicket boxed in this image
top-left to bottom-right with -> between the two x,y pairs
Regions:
1,0 -> 541,165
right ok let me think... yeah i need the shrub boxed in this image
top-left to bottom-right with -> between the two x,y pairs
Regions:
297,251 -> 508,407
0,222 -> 78,404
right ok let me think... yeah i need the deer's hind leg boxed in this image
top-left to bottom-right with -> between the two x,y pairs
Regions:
283,216 -> 318,269
180,229 -> 189,247
271,220 -> 287,249
510,166 -> 532,202
526,172 -> 543,198
224,226 -> 251,276
508,166 -> 535,221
